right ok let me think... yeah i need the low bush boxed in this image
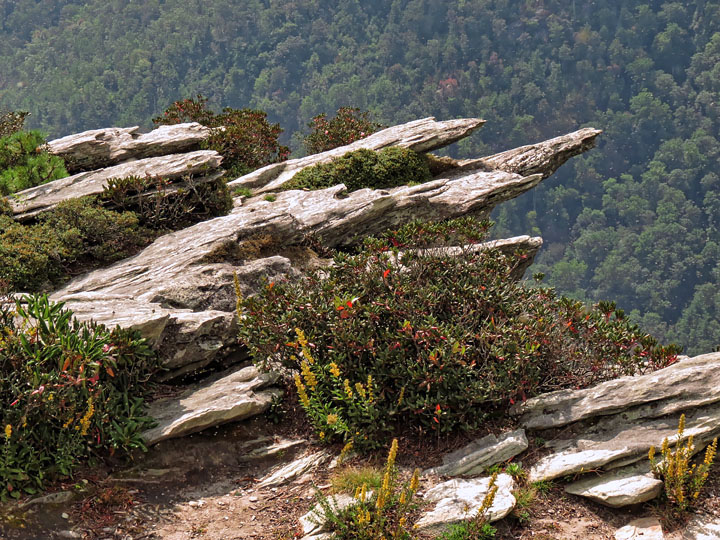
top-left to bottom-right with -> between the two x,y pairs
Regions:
0,198 -> 153,292
303,107 -> 384,155
0,294 -> 159,500
153,95 -> 289,177
239,217 -> 681,451
282,147 -> 432,193
99,174 -> 233,229
0,130 -> 68,196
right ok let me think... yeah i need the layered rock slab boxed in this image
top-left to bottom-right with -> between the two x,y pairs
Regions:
53,172 -> 545,374
142,365 -> 282,445
424,429 -> 528,477
564,462 -> 663,507
415,474 -> 516,534
46,122 -> 212,172
228,117 -> 486,193
10,150 -> 223,220
513,352 -> 720,431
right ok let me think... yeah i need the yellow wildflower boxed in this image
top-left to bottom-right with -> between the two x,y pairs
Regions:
319,431 -> 325,440
355,382 -> 366,400
409,468 -> 420,492
4,424 -> 11,440
326,414 -> 338,426
343,379 -> 353,399
79,398 -> 95,436
301,360 -> 318,389
329,362 -> 341,378
294,373 -> 310,408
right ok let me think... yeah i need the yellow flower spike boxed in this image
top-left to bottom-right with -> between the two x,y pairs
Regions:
355,382 -> 366,400
360,483 -> 367,503
386,438 -> 398,473
79,398 -> 95,436
329,362 -> 341,378
4,424 -> 11,440
678,413 -> 686,437
367,375 -> 374,402
648,445 -> 656,464
294,373 -> 310,408
399,491 -> 406,505
301,360 -> 318,389
233,272 -> 244,319
354,486 -> 362,500
409,468 -> 420,492
338,440 -> 353,465
326,414 -> 338,426
343,379 -> 354,399
397,386 -> 406,407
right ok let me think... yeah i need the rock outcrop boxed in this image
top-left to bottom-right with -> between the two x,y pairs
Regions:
46,122 -> 212,172
227,117 -> 486,193
512,353 -> 720,483
44,118 -> 595,377
10,149 -> 223,220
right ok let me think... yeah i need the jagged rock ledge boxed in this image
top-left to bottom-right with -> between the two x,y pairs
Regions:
46,122 -> 212,172
40,118 -> 600,377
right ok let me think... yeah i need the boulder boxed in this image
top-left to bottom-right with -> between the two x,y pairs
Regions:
414,474 -> 516,534
10,149 -> 223,220
46,123 -> 212,172
142,365 -> 282,445
681,513 -> 720,540
564,462 -> 663,507
424,429 -> 528,477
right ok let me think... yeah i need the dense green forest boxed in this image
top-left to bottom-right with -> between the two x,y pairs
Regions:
1,0 -> 719,354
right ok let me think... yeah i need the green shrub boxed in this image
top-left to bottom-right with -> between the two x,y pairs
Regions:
0,131 -> 68,196
239,217 -> 681,451
0,198 -> 153,292
283,147 -> 432,193
0,294 -> 159,500
303,107 -> 384,155
153,95 -> 289,177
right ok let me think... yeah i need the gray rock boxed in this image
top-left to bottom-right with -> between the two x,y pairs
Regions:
10,150 -> 222,220
425,429 -> 528,477
257,451 -> 331,488
615,517 -> 664,540
299,494 -> 358,537
19,491 -> 77,508
228,117 -> 486,193
527,401 -> 720,482
414,474 -> 516,534
513,353 -> 720,431
469,127 -> 602,179
681,513 -> 720,539
46,123 -> 211,171
142,365 -> 282,445
564,462 -> 663,508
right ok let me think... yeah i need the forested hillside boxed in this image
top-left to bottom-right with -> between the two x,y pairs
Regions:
1,0 -> 719,353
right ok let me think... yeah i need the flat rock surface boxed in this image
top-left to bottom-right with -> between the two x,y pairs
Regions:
10,149 -> 222,219
142,365 -> 282,445
257,450 -> 331,488
615,517 -> 664,540
513,353 -> 720,431
425,429 -> 528,477
678,513 -> 720,539
46,122 -> 211,171
415,473 -> 516,533
565,462 -> 663,507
